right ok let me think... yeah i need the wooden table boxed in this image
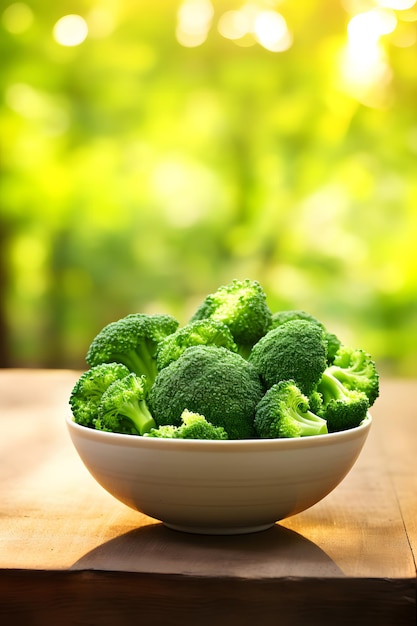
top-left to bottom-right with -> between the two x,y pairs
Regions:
0,370 -> 415,625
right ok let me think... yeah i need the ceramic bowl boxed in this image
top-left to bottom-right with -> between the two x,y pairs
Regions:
66,414 -> 372,535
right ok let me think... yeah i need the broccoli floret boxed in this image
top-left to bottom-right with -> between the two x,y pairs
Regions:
327,345 -> 380,406
95,373 -> 156,435
190,278 -> 272,358
325,332 -> 343,364
271,309 -> 321,328
317,369 -> 369,432
145,409 -> 228,440
144,424 -> 178,438
148,345 -> 264,439
156,319 -> 238,370
254,380 -> 328,439
85,313 -> 179,385
271,309 -> 341,364
308,388 -> 325,415
69,362 -> 131,428
249,319 -> 328,396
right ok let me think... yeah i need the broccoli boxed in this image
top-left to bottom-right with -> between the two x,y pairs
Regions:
316,369 -> 369,432
308,388 -> 325,415
271,309 -> 321,328
156,318 -> 238,370
70,281 -> 380,440
85,313 -> 179,385
145,409 -> 228,440
148,345 -> 264,439
254,380 -> 328,439
190,278 -> 272,358
326,345 -> 379,406
95,373 -> 156,435
271,309 -> 341,364
249,319 -> 328,396
69,362 -> 131,428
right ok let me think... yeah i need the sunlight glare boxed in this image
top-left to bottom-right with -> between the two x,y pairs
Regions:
339,41 -> 392,106
348,9 -> 397,50
176,0 -> 214,47
253,10 -> 292,52
53,14 -> 88,47
376,0 -> 416,9
217,10 -> 250,40
339,8 -> 396,105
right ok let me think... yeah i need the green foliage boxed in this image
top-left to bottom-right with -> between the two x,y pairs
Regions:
1,1 -> 417,374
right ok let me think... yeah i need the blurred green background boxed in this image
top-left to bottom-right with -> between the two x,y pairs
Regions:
1,0 -> 417,375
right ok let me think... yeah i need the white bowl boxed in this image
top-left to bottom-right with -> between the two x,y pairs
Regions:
66,414 -> 372,535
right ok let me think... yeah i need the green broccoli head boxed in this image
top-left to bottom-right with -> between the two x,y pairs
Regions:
190,278 -> 272,358
254,380 -> 328,439
95,373 -> 156,435
156,319 -> 238,370
317,369 -> 369,432
327,345 -> 380,406
148,344 -> 264,439
271,309 -> 322,328
249,319 -> 328,396
145,409 -> 228,440
271,309 -> 341,364
143,423 -> 178,438
85,313 -> 179,385
69,362 -> 131,428
325,332 -> 343,364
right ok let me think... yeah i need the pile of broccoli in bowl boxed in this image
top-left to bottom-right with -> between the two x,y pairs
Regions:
69,279 -> 379,441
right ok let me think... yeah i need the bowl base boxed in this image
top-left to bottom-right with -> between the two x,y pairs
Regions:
163,522 -> 275,535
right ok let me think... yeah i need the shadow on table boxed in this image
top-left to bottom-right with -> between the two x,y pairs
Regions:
72,522 -> 344,578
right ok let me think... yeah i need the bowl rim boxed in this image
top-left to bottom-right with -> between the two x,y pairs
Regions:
66,412 -> 372,452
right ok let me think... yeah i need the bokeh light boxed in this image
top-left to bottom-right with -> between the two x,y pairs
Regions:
176,0 -> 214,47
53,14 -> 88,47
217,10 -> 251,41
1,0 -> 417,374
253,10 -> 292,52
217,4 -> 292,51
2,2 -> 33,33
338,8 -> 399,105
376,0 -> 415,9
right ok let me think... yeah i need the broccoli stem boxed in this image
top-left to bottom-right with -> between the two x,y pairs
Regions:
237,344 -> 252,359
289,406 -> 328,436
116,350 -> 157,383
328,364 -> 363,390
319,370 -> 350,404
122,400 -> 156,435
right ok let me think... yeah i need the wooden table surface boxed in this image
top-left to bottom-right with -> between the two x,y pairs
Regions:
0,369 -> 415,625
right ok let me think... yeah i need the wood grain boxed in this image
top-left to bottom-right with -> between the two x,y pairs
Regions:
0,370 -> 416,624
